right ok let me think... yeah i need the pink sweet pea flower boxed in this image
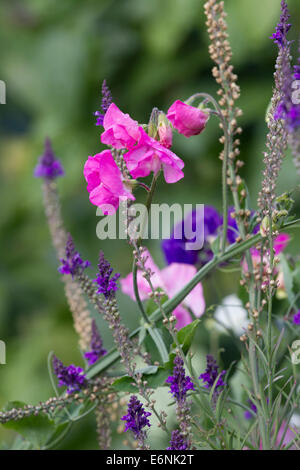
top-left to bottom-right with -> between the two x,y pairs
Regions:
123,127 -> 184,183
101,103 -> 140,149
120,250 -> 205,329
166,100 -> 209,138
83,150 -> 135,215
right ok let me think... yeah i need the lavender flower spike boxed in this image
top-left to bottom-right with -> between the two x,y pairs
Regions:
270,0 -> 291,47
34,138 -> 64,180
167,430 -> 188,451
94,80 -> 113,126
52,354 -> 87,394
121,395 -> 151,446
94,251 -> 120,299
199,354 -> 226,396
166,355 -> 194,402
84,319 -> 107,365
58,234 -> 91,278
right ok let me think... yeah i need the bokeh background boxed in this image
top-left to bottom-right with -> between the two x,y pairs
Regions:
0,0 -> 300,449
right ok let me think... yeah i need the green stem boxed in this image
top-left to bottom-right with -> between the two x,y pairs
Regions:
132,172 -> 159,324
132,259 -> 149,324
186,92 -> 230,253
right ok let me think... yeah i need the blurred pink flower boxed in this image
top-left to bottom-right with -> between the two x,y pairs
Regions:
242,233 -> 290,294
120,250 -> 205,329
251,233 -> 290,258
243,233 -> 290,271
273,233 -> 291,254
244,421 -> 297,450
166,100 -> 209,138
158,122 -> 173,149
83,150 -> 134,215
101,103 -> 140,149
124,128 -> 184,183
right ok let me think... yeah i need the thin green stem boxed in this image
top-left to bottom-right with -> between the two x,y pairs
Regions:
186,92 -> 230,254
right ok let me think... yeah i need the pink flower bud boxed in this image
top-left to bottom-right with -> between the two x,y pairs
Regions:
158,122 -> 173,149
167,100 -> 209,138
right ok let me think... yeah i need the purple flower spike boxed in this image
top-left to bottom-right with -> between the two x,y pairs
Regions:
34,138 -> 64,180
121,395 -> 151,440
199,355 -> 226,396
270,0 -> 291,47
84,319 -> 107,365
94,79 -> 113,126
58,234 -> 91,278
94,251 -> 120,299
293,310 -> 300,325
166,355 -> 194,402
52,355 -> 87,394
167,430 -> 188,450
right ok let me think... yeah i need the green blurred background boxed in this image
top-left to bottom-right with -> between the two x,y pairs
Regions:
0,0 -> 300,449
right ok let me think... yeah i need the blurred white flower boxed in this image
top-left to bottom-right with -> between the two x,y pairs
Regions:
290,413 -> 300,429
214,294 -> 248,336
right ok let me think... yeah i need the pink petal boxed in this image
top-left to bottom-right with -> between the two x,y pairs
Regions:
160,263 -> 205,317
173,305 -> 193,329
120,272 -> 151,301
120,250 -> 162,301
89,185 -> 119,215
274,233 -> 290,255
98,150 -> 126,194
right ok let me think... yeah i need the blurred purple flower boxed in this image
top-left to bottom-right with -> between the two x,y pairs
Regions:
161,205 -> 223,267
244,400 -> 258,420
293,310 -> 300,325
227,206 -> 259,244
34,138 -> 64,180
199,355 -> 226,396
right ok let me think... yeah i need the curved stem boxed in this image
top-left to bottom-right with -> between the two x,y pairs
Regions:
131,173 -> 159,324
132,258 -> 150,324
186,92 -> 230,254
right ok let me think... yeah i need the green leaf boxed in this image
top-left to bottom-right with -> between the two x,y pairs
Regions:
147,327 -> 169,363
175,319 -> 200,354
2,401 -> 57,449
112,362 -> 173,392
112,376 -> 136,393
138,327 -> 147,345
145,294 -> 168,315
